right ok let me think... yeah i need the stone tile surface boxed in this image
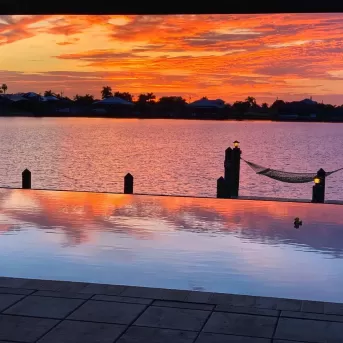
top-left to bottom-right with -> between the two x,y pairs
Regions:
0,277 -> 27,288
0,294 -> 25,312
324,302 -> 343,315
153,300 -> 214,311
195,333 -> 271,343
185,291 -> 213,304
68,300 -> 146,324
4,295 -> 84,319
79,283 -> 126,295
134,306 -> 210,331
254,296 -> 301,311
281,310 -> 343,322
117,326 -> 197,343
22,279 -> 88,292
301,300 -> 324,313
209,293 -> 256,307
34,290 -> 92,300
0,287 -> 34,295
0,314 -> 58,342
38,320 -> 126,343
275,317 -> 343,342
92,294 -> 152,304
203,312 -> 277,338
215,304 -> 278,316
122,286 -> 189,301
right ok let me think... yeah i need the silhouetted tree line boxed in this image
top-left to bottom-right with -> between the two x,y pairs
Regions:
1,85 -> 343,121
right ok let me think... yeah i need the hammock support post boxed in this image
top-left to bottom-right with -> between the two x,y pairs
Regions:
231,145 -> 242,197
312,168 -> 326,203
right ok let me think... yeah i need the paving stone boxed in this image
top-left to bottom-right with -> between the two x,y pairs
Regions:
0,277 -> 28,288
301,300 -> 325,313
38,320 -> 126,343
122,286 -> 189,301
134,306 -> 210,331
281,310 -> 343,322
185,291 -> 213,304
195,333 -> 270,343
68,300 -> 146,324
324,302 -> 343,315
117,326 -> 197,343
4,295 -> 84,319
254,296 -> 301,311
79,283 -> 126,295
153,300 -> 214,311
34,291 -> 92,300
215,304 -> 278,316
22,279 -> 88,292
0,287 -> 34,295
0,314 -> 58,342
92,294 -> 152,304
275,317 -> 343,342
0,294 -> 25,312
203,312 -> 277,338
209,293 -> 256,307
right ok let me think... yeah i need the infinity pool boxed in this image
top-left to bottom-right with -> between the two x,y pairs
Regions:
0,188 -> 342,302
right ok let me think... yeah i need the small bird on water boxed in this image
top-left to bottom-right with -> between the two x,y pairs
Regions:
294,217 -> 303,229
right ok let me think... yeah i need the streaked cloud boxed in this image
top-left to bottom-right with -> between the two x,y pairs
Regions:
1,14 -> 343,104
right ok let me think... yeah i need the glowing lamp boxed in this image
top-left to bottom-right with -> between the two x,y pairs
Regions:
233,140 -> 240,148
314,177 -> 321,184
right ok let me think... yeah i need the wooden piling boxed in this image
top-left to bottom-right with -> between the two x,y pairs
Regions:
124,173 -> 134,194
312,168 -> 326,203
22,169 -> 31,189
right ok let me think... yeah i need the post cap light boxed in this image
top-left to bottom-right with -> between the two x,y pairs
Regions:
314,177 -> 321,184
233,140 -> 240,148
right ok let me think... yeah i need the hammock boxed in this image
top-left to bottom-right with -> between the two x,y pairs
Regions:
242,159 -> 343,183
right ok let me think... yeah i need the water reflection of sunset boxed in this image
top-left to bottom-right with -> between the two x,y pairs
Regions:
1,188 -> 343,301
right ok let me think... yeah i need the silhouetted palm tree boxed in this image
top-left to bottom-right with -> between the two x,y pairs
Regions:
1,84 -> 8,94
44,90 -> 54,97
114,91 -> 133,102
101,86 -> 113,99
245,96 -> 256,107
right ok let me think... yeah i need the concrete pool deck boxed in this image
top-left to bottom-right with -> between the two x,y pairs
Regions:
0,277 -> 343,342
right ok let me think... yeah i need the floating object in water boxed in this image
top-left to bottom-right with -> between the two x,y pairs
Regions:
294,217 -> 303,229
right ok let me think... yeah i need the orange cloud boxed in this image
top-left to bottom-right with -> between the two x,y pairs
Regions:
2,14 -> 343,104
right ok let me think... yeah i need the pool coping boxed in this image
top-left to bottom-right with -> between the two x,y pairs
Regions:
0,276 -> 343,342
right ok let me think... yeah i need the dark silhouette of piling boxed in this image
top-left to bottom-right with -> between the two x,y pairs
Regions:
312,168 -> 326,203
22,169 -> 31,189
124,173 -> 134,194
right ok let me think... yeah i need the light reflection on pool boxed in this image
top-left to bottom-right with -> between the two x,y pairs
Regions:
0,188 -> 342,302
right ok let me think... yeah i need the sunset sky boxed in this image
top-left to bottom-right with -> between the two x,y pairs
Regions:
1,14 -> 343,104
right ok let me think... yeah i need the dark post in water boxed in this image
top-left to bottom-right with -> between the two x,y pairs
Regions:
231,141 -> 242,197
124,173 -> 134,194
222,147 -> 233,198
217,176 -> 228,198
312,168 -> 326,203
22,169 -> 31,189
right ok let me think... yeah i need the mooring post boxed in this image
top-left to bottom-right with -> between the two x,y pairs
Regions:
217,176 -> 228,198
312,168 -> 326,203
231,141 -> 242,197
22,169 -> 31,189
223,147 -> 233,198
124,173 -> 134,194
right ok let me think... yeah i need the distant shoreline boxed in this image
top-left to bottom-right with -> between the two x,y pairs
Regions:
1,113 -> 343,123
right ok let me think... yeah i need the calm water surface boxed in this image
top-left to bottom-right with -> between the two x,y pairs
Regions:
0,188 -> 343,302
0,117 -> 342,200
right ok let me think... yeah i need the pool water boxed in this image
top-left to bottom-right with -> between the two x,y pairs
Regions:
0,188 -> 342,302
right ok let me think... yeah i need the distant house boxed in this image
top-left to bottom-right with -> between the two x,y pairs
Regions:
299,97 -> 317,105
188,98 -> 225,109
